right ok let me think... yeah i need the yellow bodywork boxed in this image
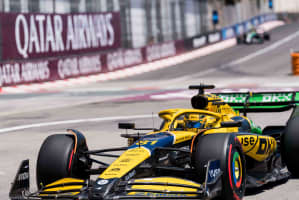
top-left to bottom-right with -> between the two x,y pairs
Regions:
39,178 -> 85,197
237,134 -> 277,162
35,92 -> 279,198
98,93 -> 276,180
100,147 -> 151,179
128,177 -> 201,197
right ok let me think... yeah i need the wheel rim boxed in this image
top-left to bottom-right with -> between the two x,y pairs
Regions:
232,151 -> 242,188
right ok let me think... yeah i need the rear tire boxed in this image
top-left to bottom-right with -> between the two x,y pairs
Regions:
237,36 -> 242,44
282,117 -> 299,177
193,133 -> 246,200
264,33 -> 270,41
36,134 -> 90,188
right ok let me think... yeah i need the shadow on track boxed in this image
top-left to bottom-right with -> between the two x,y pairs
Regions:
245,177 -> 289,197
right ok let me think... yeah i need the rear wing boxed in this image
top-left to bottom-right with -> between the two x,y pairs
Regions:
213,91 -> 299,113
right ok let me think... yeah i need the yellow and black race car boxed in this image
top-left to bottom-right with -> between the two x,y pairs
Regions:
9,85 -> 299,200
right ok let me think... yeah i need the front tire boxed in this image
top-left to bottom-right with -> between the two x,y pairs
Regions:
282,116 -> 299,177
36,134 -> 90,188
193,133 -> 246,200
237,36 -> 243,44
264,33 -> 270,41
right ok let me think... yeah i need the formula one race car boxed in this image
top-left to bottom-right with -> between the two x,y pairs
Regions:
237,28 -> 270,44
9,85 -> 299,200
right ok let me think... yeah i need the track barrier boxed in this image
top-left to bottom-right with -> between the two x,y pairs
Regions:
0,13 -> 284,92
291,52 -> 299,75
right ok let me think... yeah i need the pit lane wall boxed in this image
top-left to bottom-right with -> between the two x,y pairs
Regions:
0,13 -> 277,87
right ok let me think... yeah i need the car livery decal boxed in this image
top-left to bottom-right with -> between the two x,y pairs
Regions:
218,92 -> 295,104
237,134 -> 276,162
128,132 -> 175,152
99,132 -> 174,179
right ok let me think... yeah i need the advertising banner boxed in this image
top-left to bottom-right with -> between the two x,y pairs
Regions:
208,31 -> 222,44
0,40 -> 183,87
192,34 -> 208,49
222,27 -> 235,40
0,12 -> 121,60
0,54 -> 104,86
235,24 -> 244,35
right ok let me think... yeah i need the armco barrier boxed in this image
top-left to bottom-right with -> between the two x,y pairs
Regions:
0,13 -> 280,88
291,52 -> 299,75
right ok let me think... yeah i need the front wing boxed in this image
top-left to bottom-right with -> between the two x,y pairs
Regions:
9,160 -> 222,200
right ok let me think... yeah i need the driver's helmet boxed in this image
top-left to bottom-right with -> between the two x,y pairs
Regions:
185,114 -> 205,129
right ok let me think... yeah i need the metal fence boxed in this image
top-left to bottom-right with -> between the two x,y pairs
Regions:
1,0 -> 272,48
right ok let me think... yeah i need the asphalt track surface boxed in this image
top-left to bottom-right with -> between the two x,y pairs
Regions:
1,22 -> 299,200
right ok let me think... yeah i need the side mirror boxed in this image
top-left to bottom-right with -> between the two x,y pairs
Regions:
118,123 -> 135,129
221,121 -> 242,128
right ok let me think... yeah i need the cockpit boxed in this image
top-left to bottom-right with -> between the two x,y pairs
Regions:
158,109 -> 220,133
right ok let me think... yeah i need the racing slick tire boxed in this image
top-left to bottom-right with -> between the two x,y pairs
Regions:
36,134 -> 90,188
282,116 -> 299,178
237,36 -> 243,44
193,133 -> 246,200
253,35 -> 264,44
263,33 -> 270,41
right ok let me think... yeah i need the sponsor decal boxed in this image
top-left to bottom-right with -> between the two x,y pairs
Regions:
135,140 -> 158,146
244,21 -> 252,32
1,12 -> 121,60
264,14 -> 277,22
252,18 -> 259,26
109,168 -> 120,172
124,170 -> 136,181
208,32 -> 221,43
21,61 -> 50,82
259,16 -> 265,24
100,147 -> 151,179
97,179 -> 109,185
209,168 -> 221,180
207,160 -> 221,184
192,35 -> 207,48
0,53 -> 104,87
262,93 -> 292,102
120,158 -> 131,163
58,55 -> 101,79
107,48 -> 143,71
218,94 -> 247,103
146,42 -> 176,62
0,61 -> 50,87
222,27 -> 235,40
240,136 -> 255,146
236,24 -> 244,35
256,138 -> 275,155
219,93 -> 293,104
18,172 -> 29,181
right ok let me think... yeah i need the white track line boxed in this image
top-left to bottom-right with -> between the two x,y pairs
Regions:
0,115 -> 155,134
